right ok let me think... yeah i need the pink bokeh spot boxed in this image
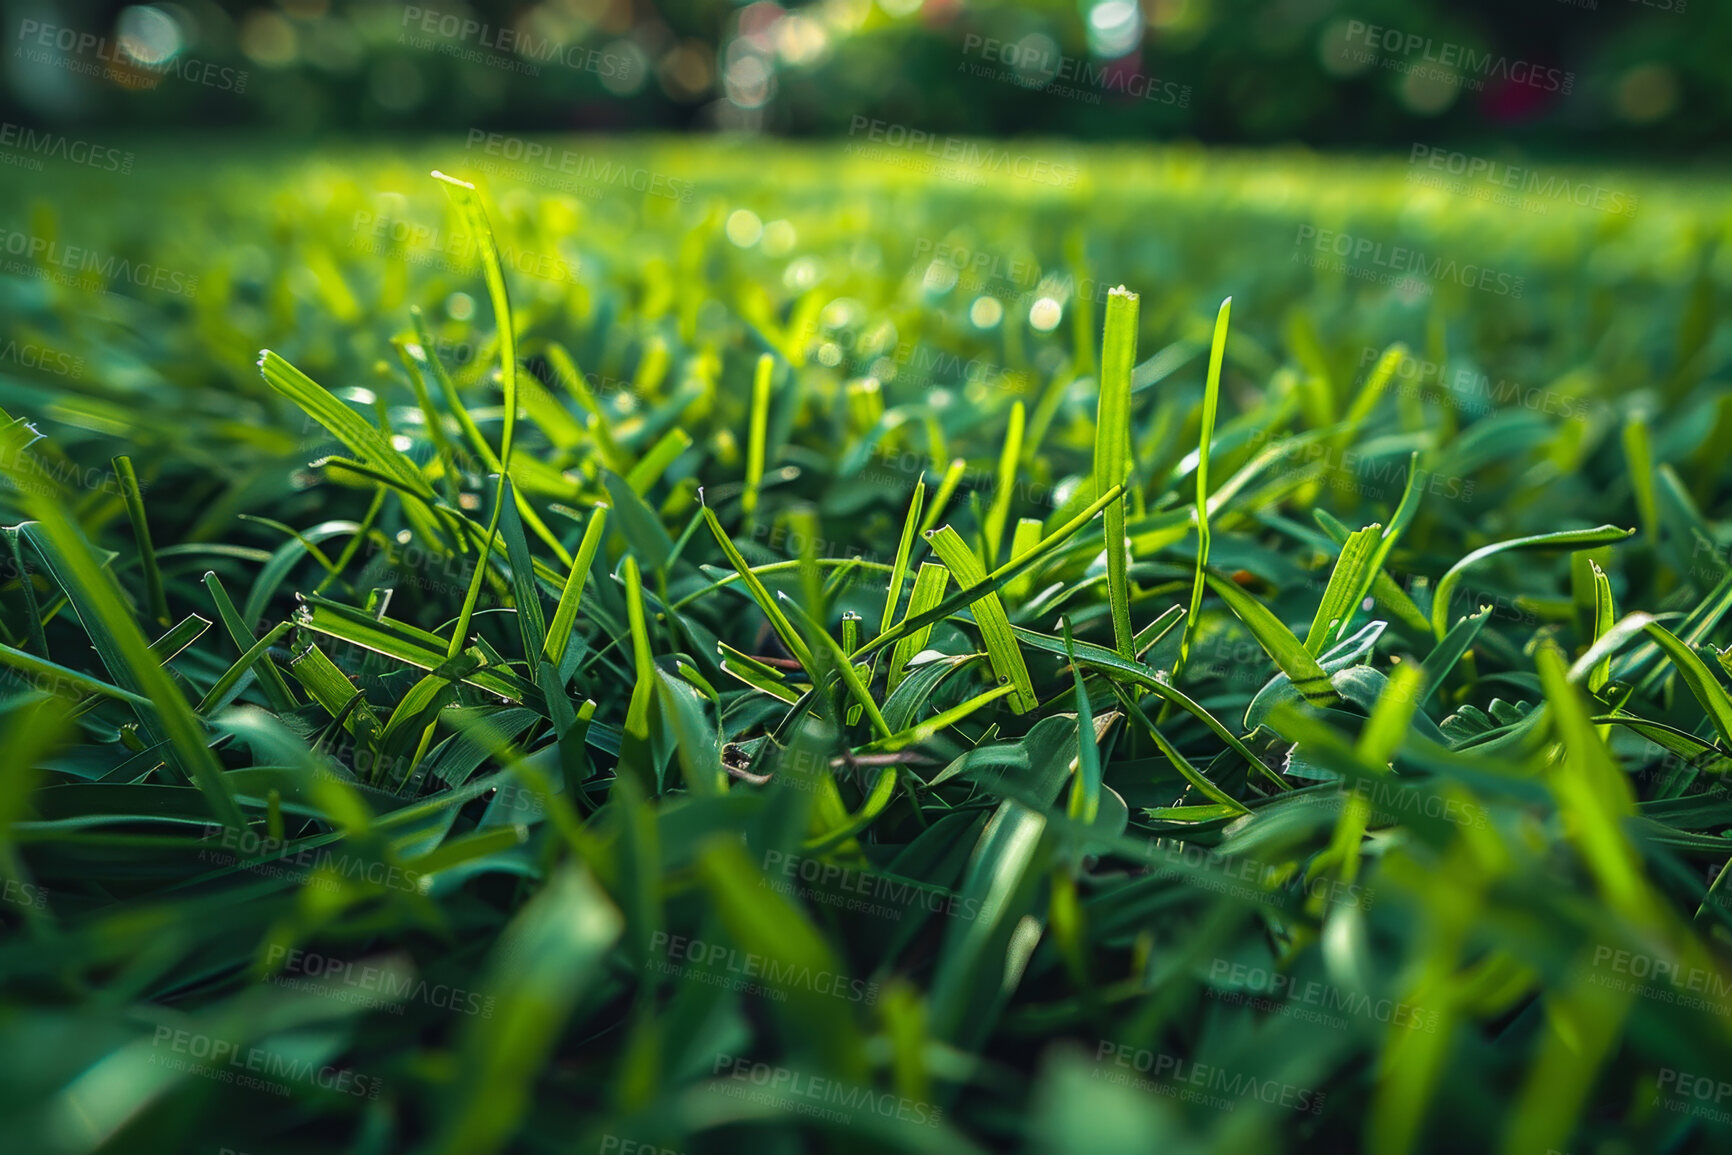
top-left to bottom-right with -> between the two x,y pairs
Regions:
1482,78 -> 1552,123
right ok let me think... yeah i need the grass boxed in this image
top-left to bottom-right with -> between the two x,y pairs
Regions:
1,136 -> 1731,1155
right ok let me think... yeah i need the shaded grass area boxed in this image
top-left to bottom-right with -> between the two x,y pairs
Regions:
2,138 -> 1732,1155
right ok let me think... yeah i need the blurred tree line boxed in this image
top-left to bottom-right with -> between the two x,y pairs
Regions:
0,0 -> 1718,158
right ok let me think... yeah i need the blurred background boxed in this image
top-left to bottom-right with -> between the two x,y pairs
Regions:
0,0 -> 1716,158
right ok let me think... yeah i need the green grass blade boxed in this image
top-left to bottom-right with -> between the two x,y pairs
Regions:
880,477 -> 926,637
985,399 -> 1025,567
924,526 -> 1038,714
1588,561 -> 1616,693
1176,296 -> 1231,682
1640,621 -> 1732,749
1337,342 -> 1406,448
543,504 -> 609,668
744,352 -> 773,522
1203,569 -> 1341,707
496,476 -> 547,662
1304,522 -> 1384,654
432,170 -> 517,469
1622,414 -> 1659,548
617,555 -> 659,793
888,562 -> 950,692
699,503 -> 815,674
1419,605 -> 1490,706
111,455 -> 168,629
857,481 -> 1126,664
917,457 -> 968,538
1062,620 -> 1101,825
1432,525 -> 1635,640
257,350 -> 436,501
0,642 -> 154,709
16,520 -> 243,827
1098,286 -> 1138,658
194,622 -> 295,714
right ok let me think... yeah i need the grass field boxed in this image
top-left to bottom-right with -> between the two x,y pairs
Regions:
3,137 -> 1732,1155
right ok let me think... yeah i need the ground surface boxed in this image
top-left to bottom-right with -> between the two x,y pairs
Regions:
1,139 -> 1731,1155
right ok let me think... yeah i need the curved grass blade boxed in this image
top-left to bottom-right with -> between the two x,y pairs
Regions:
258,350 -> 436,501
1203,569 -> 1340,707
432,171 -> 517,469
1175,296 -> 1231,683
1640,621 -> 1732,749
16,520 -> 244,827
1431,525 -> 1634,640
1419,605 -> 1490,707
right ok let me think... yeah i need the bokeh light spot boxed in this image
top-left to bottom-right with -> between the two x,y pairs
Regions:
727,209 -> 764,247
117,6 -> 184,67
1029,297 -> 1062,331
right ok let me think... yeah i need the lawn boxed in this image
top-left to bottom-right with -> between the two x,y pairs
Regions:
2,137 -> 1731,1155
